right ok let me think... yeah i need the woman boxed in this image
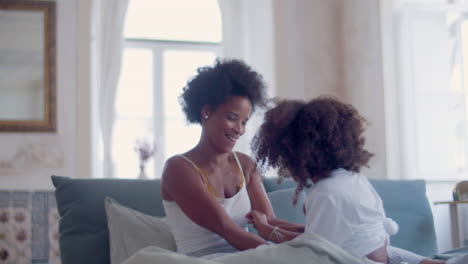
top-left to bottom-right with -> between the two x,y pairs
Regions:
249,97 -> 466,264
161,59 -> 274,259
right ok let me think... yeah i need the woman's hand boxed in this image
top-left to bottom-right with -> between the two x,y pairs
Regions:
250,210 -> 274,239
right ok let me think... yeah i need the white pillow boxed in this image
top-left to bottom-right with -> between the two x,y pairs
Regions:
105,197 -> 177,264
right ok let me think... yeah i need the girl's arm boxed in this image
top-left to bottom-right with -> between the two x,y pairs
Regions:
269,217 -> 305,233
246,212 -> 305,233
250,210 -> 302,243
239,152 -> 305,233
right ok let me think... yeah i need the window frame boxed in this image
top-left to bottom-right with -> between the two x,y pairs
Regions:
115,38 -> 222,178
394,3 -> 468,181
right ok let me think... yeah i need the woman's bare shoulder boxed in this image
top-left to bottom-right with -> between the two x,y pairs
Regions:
161,155 -> 204,200
234,151 -> 258,182
162,155 -> 195,182
234,151 -> 255,167
164,154 -> 185,167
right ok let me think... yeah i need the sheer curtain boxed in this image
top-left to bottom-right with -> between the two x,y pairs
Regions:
217,0 -> 276,155
92,0 -> 129,177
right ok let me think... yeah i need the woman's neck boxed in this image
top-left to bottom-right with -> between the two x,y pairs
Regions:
188,141 -> 231,167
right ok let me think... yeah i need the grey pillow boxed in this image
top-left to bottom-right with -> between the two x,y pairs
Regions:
105,197 -> 176,264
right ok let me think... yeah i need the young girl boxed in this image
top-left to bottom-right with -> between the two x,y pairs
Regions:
248,97 -> 467,264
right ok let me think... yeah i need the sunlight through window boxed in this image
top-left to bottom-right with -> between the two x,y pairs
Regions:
162,50 -> 216,158
113,1 -> 222,179
124,0 -> 222,42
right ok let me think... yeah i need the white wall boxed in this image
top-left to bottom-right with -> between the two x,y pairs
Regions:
340,0 -> 388,179
274,0 -> 341,100
0,0 -> 78,190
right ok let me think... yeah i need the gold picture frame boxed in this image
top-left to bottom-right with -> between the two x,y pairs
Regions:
0,0 -> 56,132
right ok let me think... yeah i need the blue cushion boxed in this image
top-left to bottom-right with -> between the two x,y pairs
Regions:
262,177 -> 297,192
267,188 -> 305,224
369,179 -> 438,257
248,188 -> 305,234
51,176 -> 164,264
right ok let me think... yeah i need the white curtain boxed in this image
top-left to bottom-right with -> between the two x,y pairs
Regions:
217,0 -> 276,155
92,0 -> 129,178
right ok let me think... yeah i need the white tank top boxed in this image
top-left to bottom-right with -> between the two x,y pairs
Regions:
162,152 -> 251,256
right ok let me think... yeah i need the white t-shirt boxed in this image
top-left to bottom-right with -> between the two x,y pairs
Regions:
304,169 -> 398,258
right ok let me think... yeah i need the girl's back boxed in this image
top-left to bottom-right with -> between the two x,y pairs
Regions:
304,169 -> 398,259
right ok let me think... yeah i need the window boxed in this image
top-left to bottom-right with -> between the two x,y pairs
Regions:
396,3 -> 468,180
113,0 -> 222,179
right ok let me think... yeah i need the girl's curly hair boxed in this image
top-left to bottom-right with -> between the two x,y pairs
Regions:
179,58 -> 268,124
251,96 -> 373,205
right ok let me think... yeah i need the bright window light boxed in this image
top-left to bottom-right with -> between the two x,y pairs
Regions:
397,7 -> 468,180
112,1 -> 221,178
116,48 -> 153,118
162,50 -> 217,158
124,0 -> 222,43
113,48 -> 155,179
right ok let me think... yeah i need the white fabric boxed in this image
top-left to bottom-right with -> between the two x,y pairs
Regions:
304,169 -> 398,258
162,154 -> 251,256
104,197 -> 176,264
92,0 -> 129,178
217,0 -> 276,154
123,233 -> 376,264
162,183 -> 251,256
446,253 -> 468,264
387,246 -> 426,264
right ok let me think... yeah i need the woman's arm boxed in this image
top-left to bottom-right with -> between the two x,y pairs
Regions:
237,152 -> 275,218
162,156 -> 266,250
238,152 -> 305,232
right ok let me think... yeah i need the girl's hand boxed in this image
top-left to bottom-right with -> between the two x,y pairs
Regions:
245,211 -> 253,221
251,210 -> 268,225
246,211 -> 279,232
250,210 -> 273,239
245,211 -> 256,228
246,211 -> 276,225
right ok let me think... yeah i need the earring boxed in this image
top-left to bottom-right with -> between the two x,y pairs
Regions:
204,115 -> 209,120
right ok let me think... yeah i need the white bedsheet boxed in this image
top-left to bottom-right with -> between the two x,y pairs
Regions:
123,233 -> 378,264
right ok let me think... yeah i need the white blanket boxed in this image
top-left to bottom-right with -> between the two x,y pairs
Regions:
123,233 -> 377,264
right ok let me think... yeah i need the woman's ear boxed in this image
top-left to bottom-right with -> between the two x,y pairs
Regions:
201,105 -> 211,121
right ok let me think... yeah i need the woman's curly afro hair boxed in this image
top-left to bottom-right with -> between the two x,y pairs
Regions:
179,58 -> 268,124
251,96 -> 373,204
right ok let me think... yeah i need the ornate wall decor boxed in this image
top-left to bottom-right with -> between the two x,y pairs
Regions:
0,141 -> 64,175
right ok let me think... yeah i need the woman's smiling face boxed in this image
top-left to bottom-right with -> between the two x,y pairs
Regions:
202,95 -> 252,152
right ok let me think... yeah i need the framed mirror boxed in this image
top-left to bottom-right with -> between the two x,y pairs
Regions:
0,0 -> 56,132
